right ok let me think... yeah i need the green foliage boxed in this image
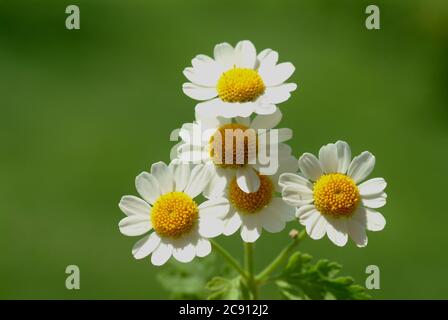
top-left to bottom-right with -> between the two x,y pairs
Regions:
158,249 -> 370,300
206,276 -> 250,300
156,254 -> 221,299
157,252 -> 251,300
275,252 -> 371,300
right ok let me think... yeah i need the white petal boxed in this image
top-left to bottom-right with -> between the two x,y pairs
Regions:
281,185 -> 313,207
319,143 -> 339,173
119,215 -> 151,236
191,54 -> 214,69
272,156 -> 300,191
135,172 -> 161,204
308,215 -> 327,240
240,224 -> 262,243
198,217 -> 224,238
250,108 -> 283,130
236,166 -> 260,193
173,242 -> 196,263
258,128 -> 292,149
269,128 -> 292,144
195,238 -> 212,257
264,83 -> 297,104
182,83 -> 217,100
260,207 -> 285,233
203,168 -> 229,198
347,220 -> 368,247
365,208 -> 386,231
199,197 -> 230,219
132,232 -> 161,259
261,62 -> 295,86
234,40 -> 257,69
183,67 -> 219,87
298,153 -> 323,181
235,116 -> 251,127
335,141 -> 351,174
169,160 -> 191,192
196,98 -> 256,119
300,208 -> 320,229
223,212 -> 242,236
119,195 -> 151,217
214,42 -> 234,68
269,197 -> 296,222
178,123 -> 194,144
358,178 -> 387,196
151,162 -> 174,194
190,54 -> 224,81
362,192 -> 387,208
295,204 -> 318,220
254,102 -> 277,115
257,49 -> 279,70
151,241 -> 173,266
348,151 -> 376,183
279,173 -> 313,190
326,218 -> 348,247
184,164 -> 211,198
177,144 -> 205,163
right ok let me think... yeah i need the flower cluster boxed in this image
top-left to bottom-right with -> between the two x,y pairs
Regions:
119,40 -> 387,267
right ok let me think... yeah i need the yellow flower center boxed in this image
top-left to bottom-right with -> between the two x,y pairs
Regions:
151,192 -> 199,238
217,67 -> 265,103
313,173 -> 360,218
209,123 -> 257,168
229,175 -> 273,214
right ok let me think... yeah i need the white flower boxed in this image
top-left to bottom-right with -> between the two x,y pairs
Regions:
214,160 -> 298,243
176,109 -> 294,193
182,40 -> 297,119
118,161 -> 229,266
279,141 -> 387,247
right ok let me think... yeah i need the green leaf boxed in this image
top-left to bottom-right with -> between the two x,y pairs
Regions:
157,253 -> 228,299
276,251 -> 371,300
206,276 -> 248,300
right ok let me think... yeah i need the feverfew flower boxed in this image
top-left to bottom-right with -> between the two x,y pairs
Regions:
118,161 -> 229,266
216,160 -> 298,243
183,40 -> 297,119
176,109 -> 294,193
279,141 -> 387,247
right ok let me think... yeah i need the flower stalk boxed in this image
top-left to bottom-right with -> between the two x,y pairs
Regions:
256,230 -> 306,283
244,242 -> 258,300
211,240 -> 248,280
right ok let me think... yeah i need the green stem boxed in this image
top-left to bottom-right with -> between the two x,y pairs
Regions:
211,240 -> 248,280
256,230 -> 306,283
244,242 -> 258,300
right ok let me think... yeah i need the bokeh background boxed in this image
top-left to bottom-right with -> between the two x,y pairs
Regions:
1,0 -> 447,299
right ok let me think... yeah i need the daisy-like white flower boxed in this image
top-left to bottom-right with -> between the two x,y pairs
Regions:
215,159 -> 299,243
182,40 -> 297,119
279,141 -> 387,247
177,109 -> 294,194
118,161 -> 229,266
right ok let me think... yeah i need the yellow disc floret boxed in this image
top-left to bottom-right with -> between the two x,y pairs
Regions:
229,175 -> 273,214
151,192 -> 199,238
217,67 -> 265,103
209,123 -> 257,168
313,173 -> 360,218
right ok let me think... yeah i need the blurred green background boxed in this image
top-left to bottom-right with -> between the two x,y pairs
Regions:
1,0 -> 447,299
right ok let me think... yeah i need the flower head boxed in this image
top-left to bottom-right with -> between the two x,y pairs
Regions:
279,141 -> 387,247
212,155 -> 299,243
176,109 -> 294,193
118,161 -> 229,266
183,40 -> 297,119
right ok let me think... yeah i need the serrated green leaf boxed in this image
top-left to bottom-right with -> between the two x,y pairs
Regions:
276,251 -> 371,300
157,253 -> 231,299
206,276 -> 243,300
